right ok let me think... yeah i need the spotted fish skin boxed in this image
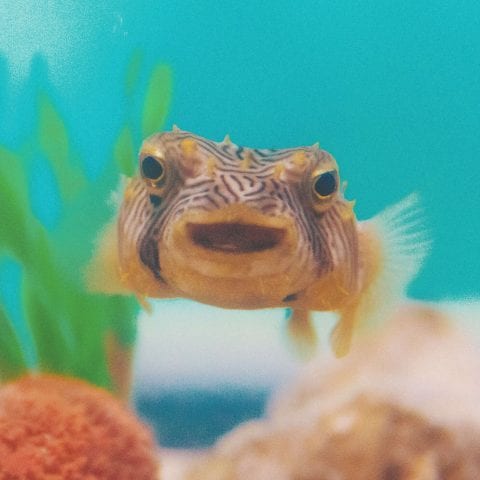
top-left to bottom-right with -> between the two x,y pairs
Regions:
88,128 -> 428,357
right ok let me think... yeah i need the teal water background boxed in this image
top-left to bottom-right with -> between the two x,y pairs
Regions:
2,1 -> 479,302
1,0 -> 479,448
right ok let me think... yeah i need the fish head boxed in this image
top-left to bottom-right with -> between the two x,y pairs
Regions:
118,129 -> 356,307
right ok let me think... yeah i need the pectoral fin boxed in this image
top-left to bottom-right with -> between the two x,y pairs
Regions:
330,304 -> 360,357
85,220 -> 129,294
330,193 -> 430,357
286,308 -> 317,359
135,294 -> 152,313
86,218 -> 176,301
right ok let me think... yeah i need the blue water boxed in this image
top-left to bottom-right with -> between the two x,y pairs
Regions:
136,387 -> 269,448
1,0 -> 479,447
1,1 -> 479,300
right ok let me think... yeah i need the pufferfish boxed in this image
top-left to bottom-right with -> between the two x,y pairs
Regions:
88,128 -> 428,357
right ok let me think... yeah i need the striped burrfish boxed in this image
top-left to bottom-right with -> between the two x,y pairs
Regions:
87,128 -> 429,357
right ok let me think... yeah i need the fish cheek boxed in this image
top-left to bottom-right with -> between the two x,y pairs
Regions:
139,236 -> 162,280
310,215 -> 335,278
137,209 -> 165,283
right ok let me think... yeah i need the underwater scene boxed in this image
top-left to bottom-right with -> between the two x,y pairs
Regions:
0,1 -> 479,479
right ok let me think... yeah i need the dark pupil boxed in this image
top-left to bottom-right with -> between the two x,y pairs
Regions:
314,172 -> 336,197
142,156 -> 163,180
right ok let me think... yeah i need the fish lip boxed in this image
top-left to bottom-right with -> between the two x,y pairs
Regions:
186,222 -> 286,254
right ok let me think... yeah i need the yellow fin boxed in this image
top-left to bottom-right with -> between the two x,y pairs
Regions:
85,220 -> 129,294
286,309 -> 317,359
330,193 -> 430,356
360,193 -> 430,326
135,294 -> 152,313
330,306 -> 357,357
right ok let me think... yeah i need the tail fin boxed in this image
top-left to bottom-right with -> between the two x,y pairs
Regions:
331,193 -> 430,356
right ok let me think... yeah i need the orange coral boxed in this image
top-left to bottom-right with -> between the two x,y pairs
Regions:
0,374 -> 159,480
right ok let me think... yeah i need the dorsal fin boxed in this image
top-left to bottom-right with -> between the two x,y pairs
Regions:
331,193 -> 430,356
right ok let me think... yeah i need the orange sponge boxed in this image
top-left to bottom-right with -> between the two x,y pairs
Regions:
0,374 -> 159,479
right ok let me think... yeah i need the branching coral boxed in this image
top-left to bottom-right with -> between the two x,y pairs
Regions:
0,374 -> 159,479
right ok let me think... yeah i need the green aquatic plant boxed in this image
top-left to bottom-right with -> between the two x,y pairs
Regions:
0,52 -> 173,393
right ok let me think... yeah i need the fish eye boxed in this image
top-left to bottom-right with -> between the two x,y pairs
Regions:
312,171 -> 337,198
141,156 -> 165,183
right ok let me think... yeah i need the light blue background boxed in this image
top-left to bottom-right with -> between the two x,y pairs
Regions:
1,0 -> 479,302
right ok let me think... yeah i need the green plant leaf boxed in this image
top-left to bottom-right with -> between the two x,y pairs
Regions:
37,92 -> 86,201
142,64 -> 173,138
114,126 -> 136,176
23,222 -> 66,305
0,304 -> 28,381
0,147 -> 32,261
66,293 -> 112,389
106,296 -> 138,346
22,277 -> 73,374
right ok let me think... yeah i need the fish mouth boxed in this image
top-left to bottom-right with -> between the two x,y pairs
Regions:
187,222 -> 286,253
